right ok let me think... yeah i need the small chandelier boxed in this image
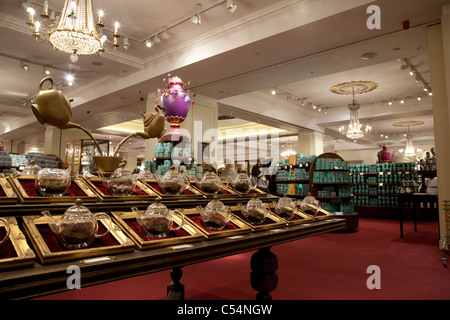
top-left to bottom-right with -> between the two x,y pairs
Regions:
338,88 -> 372,140
26,0 -> 119,63
393,120 -> 424,159
281,141 -> 296,159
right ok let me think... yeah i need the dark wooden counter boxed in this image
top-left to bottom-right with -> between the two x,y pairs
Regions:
0,217 -> 345,300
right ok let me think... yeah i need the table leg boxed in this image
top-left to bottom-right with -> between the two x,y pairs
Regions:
250,247 -> 278,300
167,267 -> 184,300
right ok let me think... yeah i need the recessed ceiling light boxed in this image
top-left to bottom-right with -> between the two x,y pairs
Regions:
91,61 -> 103,66
361,52 -> 377,60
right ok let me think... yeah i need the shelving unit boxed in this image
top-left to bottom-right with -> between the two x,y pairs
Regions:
350,162 -> 419,219
309,153 -> 354,215
274,155 -> 312,198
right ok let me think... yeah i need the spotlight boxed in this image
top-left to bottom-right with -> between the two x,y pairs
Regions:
409,70 -> 414,76
161,30 -> 170,40
44,67 -> 51,75
153,34 -> 161,44
417,96 -> 422,101
227,0 -> 237,13
388,100 -> 393,106
400,98 -> 405,104
428,91 -> 433,96
123,37 -> 130,49
190,14 -> 201,24
271,89 -> 276,95
145,39 -> 152,48
312,104 -> 317,109
66,74 -> 74,86
21,61 -> 29,71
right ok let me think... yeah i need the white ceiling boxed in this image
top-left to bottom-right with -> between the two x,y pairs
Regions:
0,0 -> 448,159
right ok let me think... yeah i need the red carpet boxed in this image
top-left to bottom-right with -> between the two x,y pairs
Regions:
34,218 -> 450,300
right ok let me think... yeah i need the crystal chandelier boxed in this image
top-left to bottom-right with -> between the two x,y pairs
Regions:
281,141 -> 296,159
404,132 -> 416,157
26,0 -> 119,62
338,89 -> 372,140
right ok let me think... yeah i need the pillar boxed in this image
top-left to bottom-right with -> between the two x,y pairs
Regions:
297,131 -> 323,156
44,126 -> 63,157
427,8 -> 450,249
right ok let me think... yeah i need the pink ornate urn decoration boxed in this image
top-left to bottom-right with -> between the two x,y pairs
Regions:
157,75 -> 194,141
377,144 -> 392,163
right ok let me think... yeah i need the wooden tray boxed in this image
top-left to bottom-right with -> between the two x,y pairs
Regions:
0,174 -> 17,204
181,207 -> 252,239
8,174 -> 98,204
0,216 -> 36,271
81,177 -> 160,202
22,214 -> 135,264
140,179 -> 205,200
111,210 -> 205,250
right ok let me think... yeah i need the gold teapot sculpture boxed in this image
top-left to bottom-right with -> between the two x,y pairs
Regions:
131,199 -> 185,238
42,199 -> 112,249
31,76 -> 167,172
0,217 -> 11,246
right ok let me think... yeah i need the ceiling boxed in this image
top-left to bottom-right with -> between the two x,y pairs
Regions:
0,0 -> 448,160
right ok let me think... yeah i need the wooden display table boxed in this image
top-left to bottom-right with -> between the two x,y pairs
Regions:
0,218 -> 345,300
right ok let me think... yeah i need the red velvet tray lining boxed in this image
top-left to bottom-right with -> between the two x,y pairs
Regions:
19,179 -> 87,197
0,228 -> 17,259
90,180 -> 149,196
123,218 -> 190,240
36,223 -> 120,252
187,214 -> 239,233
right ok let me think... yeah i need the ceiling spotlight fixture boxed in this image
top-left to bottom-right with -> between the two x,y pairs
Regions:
145,39 -> 152,48
428,91 -> 433,96
417,96 -> 422,101
25,0 -> 120,63
44,66 -> 51,75
271,89 -> 276,95
227,0 -> 237,13
66,74 -> 74,86
21,61 -> 29,71
153,34 -> 161,44
123,37 -> 130,49
190,14 -> 201,24
388,99 -> 393,106
161,29 -> 170,40
400,98 -> 405,104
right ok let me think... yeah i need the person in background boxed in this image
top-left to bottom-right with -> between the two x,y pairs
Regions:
221,159 -> 237,180
251,158 -> 273,193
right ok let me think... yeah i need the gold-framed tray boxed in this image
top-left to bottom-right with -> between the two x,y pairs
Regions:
267,201 -> 315,226
22,214 -> 135,265
189,181 -> 238,198
111,210 -> 205,250
8,174 -> 98,204
81,177 -> 160,202
297,203 -> 335,221
181,207 -> 252,239
232,204 -> 288,231
0,174 -> 17,204
231,187 -> 268,198
140,179 -> 205,199
0,216 -> 36,271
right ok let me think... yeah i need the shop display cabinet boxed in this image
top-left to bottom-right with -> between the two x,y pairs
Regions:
275,155 -> 312,198
64,139 -> 110,176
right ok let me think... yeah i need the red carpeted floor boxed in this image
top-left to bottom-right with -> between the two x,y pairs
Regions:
34,218 -> 450,300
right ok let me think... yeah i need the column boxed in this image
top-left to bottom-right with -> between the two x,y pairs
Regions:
427,8 -> 450,249
43,126 -> 63,157
297,131 -> 323,156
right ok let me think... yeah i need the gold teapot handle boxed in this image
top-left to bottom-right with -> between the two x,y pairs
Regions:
39,76 -> 54,91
